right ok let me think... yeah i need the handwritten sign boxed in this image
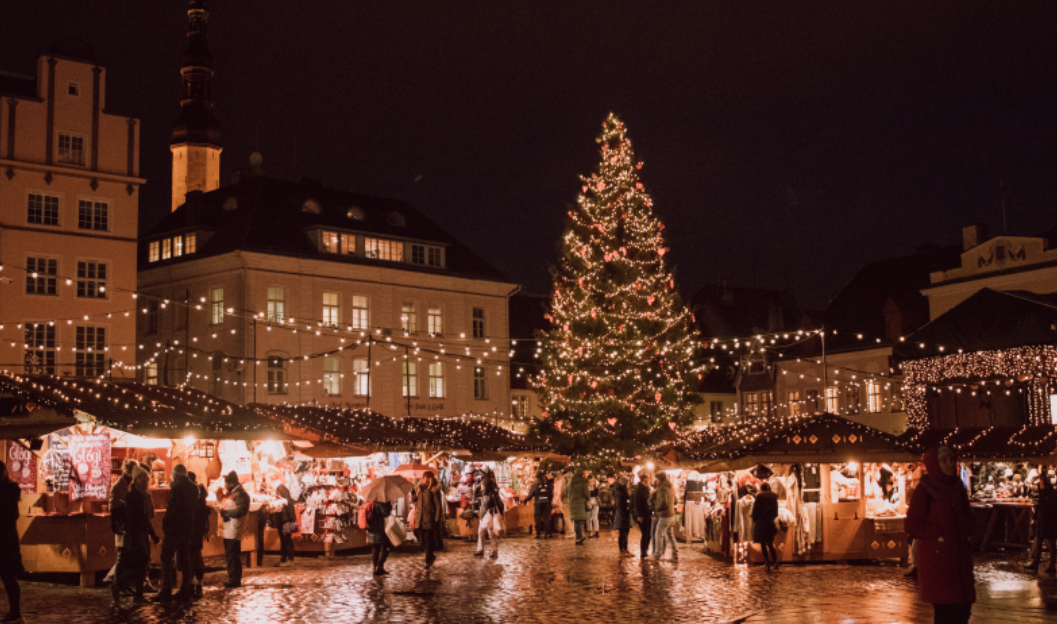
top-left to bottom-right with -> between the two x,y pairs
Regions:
6,443 -> 37,494
68,434 -> 111,502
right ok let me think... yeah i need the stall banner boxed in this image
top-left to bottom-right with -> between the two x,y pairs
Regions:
68,434 -> 111,502
6,443 -> 38,494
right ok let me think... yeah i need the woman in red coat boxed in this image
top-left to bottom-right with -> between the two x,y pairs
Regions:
906,445 -> 975,624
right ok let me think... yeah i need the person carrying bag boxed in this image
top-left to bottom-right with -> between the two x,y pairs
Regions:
474,475 -> 504,559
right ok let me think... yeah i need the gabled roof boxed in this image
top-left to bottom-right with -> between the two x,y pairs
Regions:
899,288 -> 1057,355
690,284 -> 801,339
141,176 -> 509,282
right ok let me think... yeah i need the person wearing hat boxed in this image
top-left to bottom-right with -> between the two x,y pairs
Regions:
153,464 -> 198,602
220,471 -> 250,588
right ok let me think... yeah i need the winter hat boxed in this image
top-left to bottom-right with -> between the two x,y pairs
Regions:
224,470 -> 239,486
172,464 -> 188,478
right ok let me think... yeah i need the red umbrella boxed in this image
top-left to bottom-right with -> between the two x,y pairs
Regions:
392,464 -> 435,479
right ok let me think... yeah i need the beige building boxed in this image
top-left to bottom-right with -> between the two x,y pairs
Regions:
0,39 -> 142,378
924,224 -> 1057,319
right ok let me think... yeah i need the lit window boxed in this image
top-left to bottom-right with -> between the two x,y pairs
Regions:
760,392 -> 773,415
323,357 -> 340,396
826,386 -> 839,413
76,261 -> 107,299
267,287 -> 285,323
788,390 -> 801,416
77,200 -> 108,231
162,238 -> 172,259
745,392 -> 759,416
75,326 -> 106,377
323,292 -> 340,327
185,233 -> 196,254
149,241 -> 160,262
267,357 -> 287,394
867,380 -> 882,413
25,257 -> 57,296
513,395 -> 530,419
58,134 -> 85,165
401,302 -> 417,333
353,358 -> 370,396
341,233 -> 355,255
23,323 -> 56,374
429,362 -> 444,398
211,288 -> 224,325
173,235 -> 184,257
709,401 -> 723,423
847,385 -> 861,414
428,306 -> 443,335
321,231 -> 340,253
364,238 -> 403,262
472,307 -> 485,339
351,296 -> 369,330
145,362 -> 158,386
403,361 -> 418,397
474,366 -> 487,399
27,194 -> 59,226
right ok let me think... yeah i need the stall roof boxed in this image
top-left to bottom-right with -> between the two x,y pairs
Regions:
895,426 -> 1057,461
667,413 -> 917,472
0,374 -> 291,440
256,404 -> 549,454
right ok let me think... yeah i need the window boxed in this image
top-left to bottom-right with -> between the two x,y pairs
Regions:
428,306 -> 443,335
513,395 -> 530,419
173,235 -> 184,257
302,199 -> 322,214
709,401 -> 724,423
364,237 -> 403,261
388,212 -> 406,227
58,133 -> 85,165
429,362 -> 444,398
472,308 -> 485,339
149,241 -> 160,262
25,257 -> 57,295
403,361 -> 418,397
75,326 -> 106,377
209,354 -> 223,395
867,380 -> 882,413
427,247 -> 442,267
24,323 -> 56,374
411,244 -> 443,267
806,389 -> 819,413
846,385 -> 861,415
321,231 -> 340,253
76,261 -> 107,299
749,360 -> 765,374
351,296 -> 369,330
323,357 -> 340,396
185,233 -> 196,254
267,357 -> 287,394
146,300 -> 160,334
760,391 -> 773,415
825,387 -> 839,413
27,193 -> 59,226
788,390 -> 801,416
474,366 -> 487,399
211,288 -> 224,324
162,238 -> 172,260
347,206 -> 365,221
745,392 -> 759,416
353,358 -> 370,396
323,293 -> 340,327
77,200 -> 108,231
267,287 -> 285,323
145,362 -> 158,386
401,302 -> 417,333
67,82 -> 79,96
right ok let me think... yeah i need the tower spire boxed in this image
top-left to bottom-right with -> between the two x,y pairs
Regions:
170,0 -> 222,211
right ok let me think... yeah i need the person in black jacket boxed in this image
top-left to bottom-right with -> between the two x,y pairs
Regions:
0,461 -> 24,623
188,472 -> 210,598
274,480 -> 297,566
1027,470 -> 1057,573
523,472 -> 553,539
154,464 -> 198,602
120,468 -> 159,603
633,472 -> 653,559
613,476 -> 633,555
751,482 -> 780,571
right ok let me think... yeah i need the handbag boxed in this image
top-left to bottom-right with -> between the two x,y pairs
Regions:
492,511 -> 506,538
385,516 -> 407,547
460,507 -> 477,520
282,520 -> 299,535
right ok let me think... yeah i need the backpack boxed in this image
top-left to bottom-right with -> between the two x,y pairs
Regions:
357,501 -> 375,530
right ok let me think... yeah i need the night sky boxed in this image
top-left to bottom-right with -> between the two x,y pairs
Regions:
3,1 -> 1056,309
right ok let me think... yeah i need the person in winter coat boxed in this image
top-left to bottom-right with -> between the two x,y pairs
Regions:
1027,469 -> 1057,573
751,482 -> 780,571
119,468 -> 159,602
613,476 -> 633,554
652,473 -> 678,561
561,469 -> 574,538
366,501 -> 393,575
219,471 -> 250,588
475,475 -> 505,558
0,461 -> 24,624
154,464 -> 198,602
272,478 -> 297,566
568,469 -> 591,544
105,459 -> 138,590
413,472 -> 444,569
523,472 -> 554,539
587,475 -> 601,539
187,472 -> 210,598
906,445 -> 976,624
633,472 -> 653,558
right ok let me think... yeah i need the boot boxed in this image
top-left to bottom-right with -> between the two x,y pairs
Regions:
194,583 -> 203,599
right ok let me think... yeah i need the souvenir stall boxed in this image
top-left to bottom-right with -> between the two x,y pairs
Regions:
670,413 -> 917,566
0,374 -> 291,585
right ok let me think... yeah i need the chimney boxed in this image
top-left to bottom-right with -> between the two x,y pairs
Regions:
962,224 -> 988,252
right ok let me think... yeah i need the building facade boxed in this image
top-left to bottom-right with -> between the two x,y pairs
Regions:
0,39 -> 142,378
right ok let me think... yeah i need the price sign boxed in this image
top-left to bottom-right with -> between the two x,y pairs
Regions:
6,443 -> 37,494
68,434 -> 111,502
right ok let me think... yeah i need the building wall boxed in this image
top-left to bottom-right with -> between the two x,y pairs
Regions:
0,54 -> 141,377
691,392 -> 738,428
137,251 -> 516,422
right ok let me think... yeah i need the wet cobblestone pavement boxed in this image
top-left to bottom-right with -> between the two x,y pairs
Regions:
7,532 -> 1057,623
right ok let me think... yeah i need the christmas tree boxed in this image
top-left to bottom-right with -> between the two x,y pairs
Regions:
530,114 -> 703,461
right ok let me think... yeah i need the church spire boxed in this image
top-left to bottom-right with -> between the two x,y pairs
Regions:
170,0 -> 222,211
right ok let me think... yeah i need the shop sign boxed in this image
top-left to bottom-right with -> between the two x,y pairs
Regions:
6,443 -> 38,494
68,434 -> 111,501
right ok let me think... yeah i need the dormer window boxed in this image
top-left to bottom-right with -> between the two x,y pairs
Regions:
347,206 -> 365,221
302,199 -> 322,214
748,359 -> 765,374
388,211 -> 406,227
223,197 -> 238,212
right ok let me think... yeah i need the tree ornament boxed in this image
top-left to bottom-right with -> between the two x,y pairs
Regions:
597,182 -> 605,191
607,417 -> 617,427
668,422 -> 677,430
647,296 -> 656,305
591,380 -> 598,389
541,411 -> 549,419
582,185 -> 588,193
655,392 -> 663,402
555,420 -> 564,430
636,182 -> 643,190
637,162 -> 643,169
658,248 -> 667,257
590,309 -> 597,319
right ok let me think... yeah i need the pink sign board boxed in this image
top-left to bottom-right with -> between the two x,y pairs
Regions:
6,443 -> 38,495
68,434 -> 111,502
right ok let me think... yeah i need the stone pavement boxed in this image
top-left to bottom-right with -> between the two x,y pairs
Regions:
5,532 -> 1056,623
